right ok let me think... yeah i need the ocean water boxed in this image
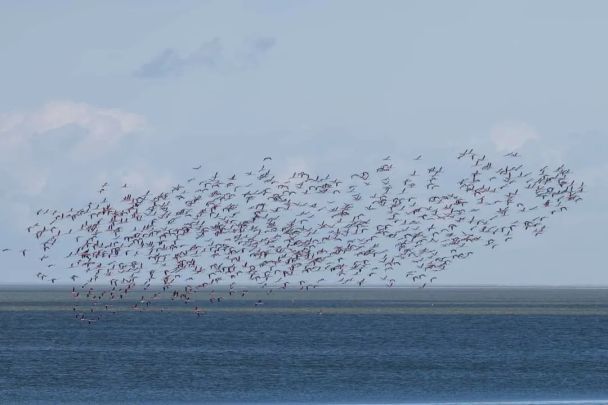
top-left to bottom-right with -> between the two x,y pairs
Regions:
1,287 -> 608,404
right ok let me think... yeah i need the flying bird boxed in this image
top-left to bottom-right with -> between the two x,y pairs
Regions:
9,147 -> 582,320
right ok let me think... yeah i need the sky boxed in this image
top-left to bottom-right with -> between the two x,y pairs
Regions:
0,0 -> 607,285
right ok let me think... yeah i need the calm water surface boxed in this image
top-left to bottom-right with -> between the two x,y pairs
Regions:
1,288 -> 607,404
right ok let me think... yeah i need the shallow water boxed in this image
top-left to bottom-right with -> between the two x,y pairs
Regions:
1,288 -> 607,403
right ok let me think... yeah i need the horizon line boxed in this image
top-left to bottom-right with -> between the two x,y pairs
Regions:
2,283 -> 608,289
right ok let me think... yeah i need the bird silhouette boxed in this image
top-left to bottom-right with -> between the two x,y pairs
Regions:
1,147 -> 584,321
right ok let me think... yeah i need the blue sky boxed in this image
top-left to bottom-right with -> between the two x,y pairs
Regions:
0,0 -> 606,285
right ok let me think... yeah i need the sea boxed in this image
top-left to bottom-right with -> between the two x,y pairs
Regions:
1,287 -> 607,404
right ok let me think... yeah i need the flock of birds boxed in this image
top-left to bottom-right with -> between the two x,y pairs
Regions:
1,149 -> 584,322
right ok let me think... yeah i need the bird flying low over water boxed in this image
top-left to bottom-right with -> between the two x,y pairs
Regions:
4,150 -> 585,321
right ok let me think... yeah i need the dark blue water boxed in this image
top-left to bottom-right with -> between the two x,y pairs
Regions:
1,290 -> 608,403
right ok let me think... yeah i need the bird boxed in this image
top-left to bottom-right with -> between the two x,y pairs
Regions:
12,147 -> 582,321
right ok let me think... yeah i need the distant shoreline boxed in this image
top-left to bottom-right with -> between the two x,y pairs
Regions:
2,284 -> 608,290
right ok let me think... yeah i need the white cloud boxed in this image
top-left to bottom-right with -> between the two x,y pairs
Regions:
0,100 -> 146,154
0,101 -> 149,230
490,121 -> 540,152
134,36 -> 276,78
